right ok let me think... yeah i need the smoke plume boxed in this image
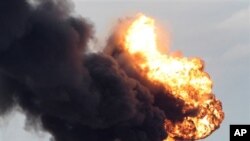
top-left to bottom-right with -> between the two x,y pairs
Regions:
0,0 -> 187,141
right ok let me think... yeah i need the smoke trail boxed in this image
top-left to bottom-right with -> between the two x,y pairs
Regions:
0,0 -> 168,141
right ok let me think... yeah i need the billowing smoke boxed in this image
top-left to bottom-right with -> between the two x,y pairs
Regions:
0,0 -> 191,141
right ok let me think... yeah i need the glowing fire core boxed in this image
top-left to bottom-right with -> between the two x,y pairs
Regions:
123,14 -> 224,140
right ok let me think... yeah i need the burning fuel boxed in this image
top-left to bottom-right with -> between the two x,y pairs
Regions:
122,14 -> 224,140
0,1 -> 223,141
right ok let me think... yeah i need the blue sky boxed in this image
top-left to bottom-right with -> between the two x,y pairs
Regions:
0,0 -> 249,141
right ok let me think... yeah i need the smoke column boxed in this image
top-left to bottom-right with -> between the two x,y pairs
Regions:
0,0 -> 223,141
0,0 -> 173,141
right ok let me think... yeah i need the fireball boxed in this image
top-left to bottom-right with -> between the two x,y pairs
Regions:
123,14 -> 224,140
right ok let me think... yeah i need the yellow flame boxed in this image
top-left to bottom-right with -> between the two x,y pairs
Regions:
123,14 -> 224,140
164,137 -> 175,141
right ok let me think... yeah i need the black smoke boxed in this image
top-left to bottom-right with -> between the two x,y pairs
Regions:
0,0 -> 189,141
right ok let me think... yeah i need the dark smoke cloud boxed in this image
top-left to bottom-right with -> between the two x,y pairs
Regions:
0,0 -> 168,141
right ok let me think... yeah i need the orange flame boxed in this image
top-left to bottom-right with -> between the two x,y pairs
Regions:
123,14 -> 224,140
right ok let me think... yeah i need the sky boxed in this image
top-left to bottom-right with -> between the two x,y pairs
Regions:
0,0 -> 250,141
